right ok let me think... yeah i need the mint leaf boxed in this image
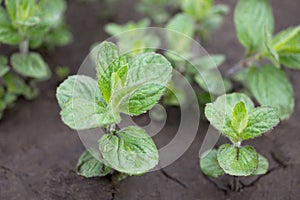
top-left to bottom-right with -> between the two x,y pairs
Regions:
56,75 -> 120,130
200,149 -> 225,178
231,101 -> 248,134
248,65 -> 294,120
181,0 -> 212,21
166,13 -> 195,56
279,54 -> 300,69
99,126 -> 159,175
205,93 -> 254,139
96,41 -> 121,78
98,56 -> 128,103
37,0 -> 66,27
11,52 -> 51,79
272,25 -> 300,53
271,25 -> 300,69
217,144 -> 258,176
252,154 -> 269,176
241,107 -> 279,140
263,28 -> 280,67
191,54 -> 225,71
112,53 -> 172,116
76,149 -> 111,178
195,70 -> 232,95
0,7 -> 21,45
234,0 -> 274,53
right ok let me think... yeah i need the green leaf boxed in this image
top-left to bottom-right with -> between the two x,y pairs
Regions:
97,42 -> 121,77
217,144 -> 258,176
2,73 -> 37,100
271,25 -> 300,69
200,149 -> 225,178
195,70 -> 232,95
11,53 -> 50,79
99,126 -> 159,175
272,25 -> 300,53
241,107 -> 279,140
205,93 -> 254,140
0,8 -> 21,45
231,101 -> 248,134
166,13 -> 195,55
181,0 -> 212,21
112,53 -> 172,115
263,28 -> 280,67
234,0 -> 274,52
98,56 -> 128,103
76,149 -> 111,178
5,0 -> 18,21
248,65 -> 294,120
0,55 -> 10,77
279,53 -> 300,69
56,75 -> 120,130
37,0 -> 66,27
45,24 -> 72,47
252,154 -> 269,175
191,54 -> 225,71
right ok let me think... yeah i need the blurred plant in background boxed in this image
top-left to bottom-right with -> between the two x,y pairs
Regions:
0,0 -> 71,119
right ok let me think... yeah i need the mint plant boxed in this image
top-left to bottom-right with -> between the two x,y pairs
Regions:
0,0 -> 71,118
200,93 -> 280,191
136,0 -> 181,25
104,19 -> 160,56
229,0 -> 299,120
56,41 -> 172,178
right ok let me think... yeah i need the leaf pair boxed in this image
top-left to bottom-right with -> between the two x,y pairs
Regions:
205,93 -> 280,142
76,126 -> 160,177
200,146 -> 269,177
57,42 -> 172,130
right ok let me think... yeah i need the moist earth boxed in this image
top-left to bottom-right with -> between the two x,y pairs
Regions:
0,0 -> 300,199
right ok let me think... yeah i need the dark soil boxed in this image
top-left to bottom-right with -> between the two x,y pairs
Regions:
1,0 -> 300,199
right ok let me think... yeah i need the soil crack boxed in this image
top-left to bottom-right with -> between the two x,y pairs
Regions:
160,169 -> 187,188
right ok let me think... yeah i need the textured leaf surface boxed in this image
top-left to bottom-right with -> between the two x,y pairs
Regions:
231,101 -> 248,134
205,93 -> 254,139
99,126 -> 158,175
56,75 -> 120,130
217,144 -> 258,176
112,53 -> 172,115
200,149 -> 224,178
76,149 -> 111,178
252,154 -> 269,175
248,66 -> 294,120
234,0 -> 273,52
11,53 -> 50,79
271,25 -> 300,69
241,107 -> 279,140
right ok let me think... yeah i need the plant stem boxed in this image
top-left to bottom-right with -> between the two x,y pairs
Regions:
19,38 -> 29,55
232,176 -> 239,192
106,124 -> 116,134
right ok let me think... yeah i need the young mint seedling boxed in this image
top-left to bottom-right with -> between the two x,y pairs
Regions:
0,0 -> 70,118
56,41 -> 172,178
231,0 -> 299,120
200,93 -> 280,190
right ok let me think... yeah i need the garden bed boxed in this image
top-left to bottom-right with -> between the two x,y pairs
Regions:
0,0 -> 300,199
